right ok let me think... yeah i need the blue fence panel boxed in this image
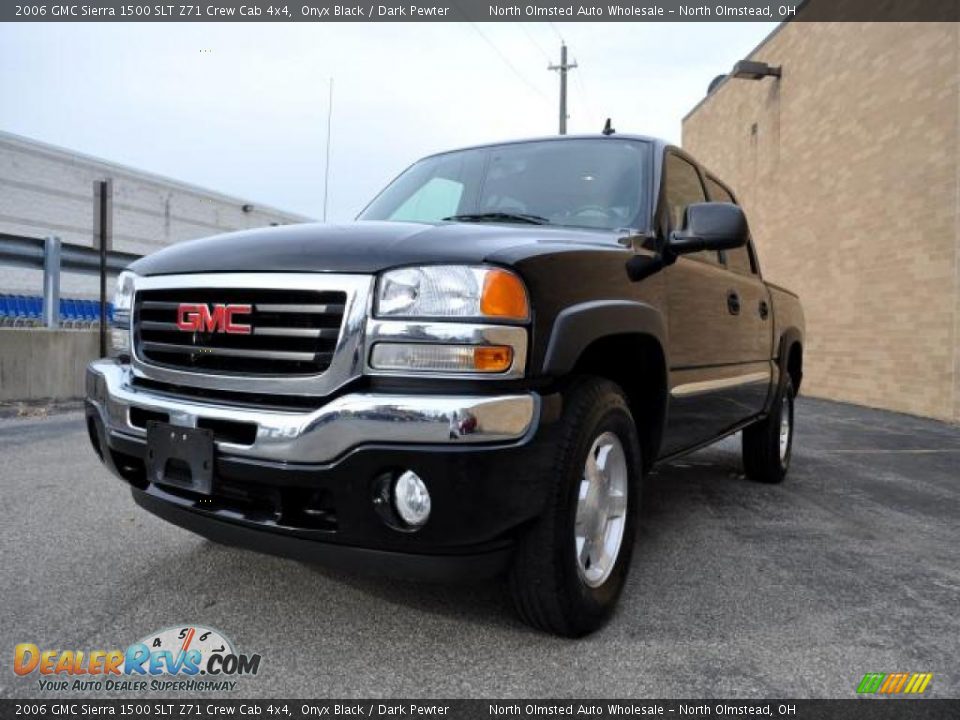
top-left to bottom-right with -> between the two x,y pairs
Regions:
0,293 -> 114,328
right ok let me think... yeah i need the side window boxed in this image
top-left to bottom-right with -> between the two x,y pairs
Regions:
664,153 -> 719,265
704,176 -> 734,205
704,175 -> 756,276
389,177 -> 464,222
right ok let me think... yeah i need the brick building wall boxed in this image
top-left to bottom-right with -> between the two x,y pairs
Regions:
0,131 -> 312,299
683,22 -> 959,423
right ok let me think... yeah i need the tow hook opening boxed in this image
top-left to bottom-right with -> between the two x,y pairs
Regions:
288,488 -> 338,531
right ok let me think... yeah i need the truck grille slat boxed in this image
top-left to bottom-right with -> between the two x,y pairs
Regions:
135,287 -> 347,376
253,326 -> 340,339
139,321 -> 339,340
140,301 -> 181,310
141,341 -> 329,363
254,303 -> 345,314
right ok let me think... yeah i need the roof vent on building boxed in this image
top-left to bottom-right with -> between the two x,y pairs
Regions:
707,75 -> 727,95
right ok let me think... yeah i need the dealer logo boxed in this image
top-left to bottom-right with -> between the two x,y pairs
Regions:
13,625 -> 262,693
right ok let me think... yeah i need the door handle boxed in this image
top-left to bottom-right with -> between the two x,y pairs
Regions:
759,300 -> 770,320
726,290 -> 741,316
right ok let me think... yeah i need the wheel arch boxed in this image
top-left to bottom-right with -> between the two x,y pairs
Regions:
777,328 -> 803,395
542,301 -> 669,470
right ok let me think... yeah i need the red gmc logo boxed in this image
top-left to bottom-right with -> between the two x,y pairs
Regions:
176,303 -> 252,334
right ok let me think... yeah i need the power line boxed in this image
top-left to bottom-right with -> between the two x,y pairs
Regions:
518,22 -> 550,63
547,21 -> 564,43
466,22 -> 549,101
571,55 -> 597,127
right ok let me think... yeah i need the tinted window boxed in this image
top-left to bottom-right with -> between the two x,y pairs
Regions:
705,176 -> 755,275
725,242 -> 755,276
664,154 -> 719,265
704,176 -> 734,204
391,177 -> 464,222
361,139 -> 650,231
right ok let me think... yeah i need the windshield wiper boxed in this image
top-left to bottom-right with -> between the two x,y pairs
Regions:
442,212 -> 549,225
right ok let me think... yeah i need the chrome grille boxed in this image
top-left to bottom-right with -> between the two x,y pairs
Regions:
134,288 -> 347,375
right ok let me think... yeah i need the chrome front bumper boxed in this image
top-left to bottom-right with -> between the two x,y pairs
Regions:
86,359 -> 539,465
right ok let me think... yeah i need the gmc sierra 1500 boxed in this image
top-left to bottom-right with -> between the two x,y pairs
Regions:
85,134 -> 804,636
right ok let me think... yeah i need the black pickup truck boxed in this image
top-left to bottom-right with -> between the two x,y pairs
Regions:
86,134 -> 804,636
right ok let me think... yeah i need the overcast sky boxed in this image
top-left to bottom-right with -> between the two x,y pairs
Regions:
0,22 -> 777,222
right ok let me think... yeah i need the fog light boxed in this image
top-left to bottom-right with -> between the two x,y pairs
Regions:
393,470 -> 431,528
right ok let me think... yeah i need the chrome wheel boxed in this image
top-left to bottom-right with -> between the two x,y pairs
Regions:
779,394 -> 792,463
575,431 -> 629,588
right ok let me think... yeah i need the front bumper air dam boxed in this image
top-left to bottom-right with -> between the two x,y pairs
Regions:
129,488 -> 511,582
85,360 -> 556,580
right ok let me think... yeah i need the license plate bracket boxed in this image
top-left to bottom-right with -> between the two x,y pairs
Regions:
146,422 -> 215,495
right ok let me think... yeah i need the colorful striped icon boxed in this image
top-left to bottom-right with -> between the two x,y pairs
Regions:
857,672 -> 933,694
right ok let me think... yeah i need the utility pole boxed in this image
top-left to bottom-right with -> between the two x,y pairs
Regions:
548,43 -> 577,135
323,78 -> 333,222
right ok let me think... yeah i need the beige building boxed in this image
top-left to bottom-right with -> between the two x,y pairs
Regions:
683,22 -> 959,423
0,131 -> 311,299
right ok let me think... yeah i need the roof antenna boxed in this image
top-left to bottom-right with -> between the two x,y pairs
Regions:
602,118 -> 615,136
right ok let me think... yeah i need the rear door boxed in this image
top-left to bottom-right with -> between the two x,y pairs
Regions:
704,175 -> 775,416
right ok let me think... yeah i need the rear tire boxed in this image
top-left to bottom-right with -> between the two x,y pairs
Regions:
743,376 -> 795,484
509,377 -> 642,637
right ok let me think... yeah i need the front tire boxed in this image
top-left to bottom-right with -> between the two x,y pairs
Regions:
742,376 -> 795,484
509,377 -> 642,637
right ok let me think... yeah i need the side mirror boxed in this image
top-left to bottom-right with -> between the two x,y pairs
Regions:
668,202 -> 747,255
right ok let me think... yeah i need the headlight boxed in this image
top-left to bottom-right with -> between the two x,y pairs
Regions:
376,265 -> 529,321
110,271 -> 136,357
113,271 -> 136,316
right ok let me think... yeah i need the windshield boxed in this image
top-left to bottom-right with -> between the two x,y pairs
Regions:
359,139 -> 651,232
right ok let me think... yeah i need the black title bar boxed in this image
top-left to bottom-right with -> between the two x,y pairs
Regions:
2,0 -> 958,22
4,700 -> 960,720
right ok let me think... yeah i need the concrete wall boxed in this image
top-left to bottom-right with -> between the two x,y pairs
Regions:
0,130 -> 312,299
0,329 -> 99,402
682,23 -> 960,423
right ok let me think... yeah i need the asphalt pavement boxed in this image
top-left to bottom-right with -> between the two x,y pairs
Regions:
1,398 -> 958,698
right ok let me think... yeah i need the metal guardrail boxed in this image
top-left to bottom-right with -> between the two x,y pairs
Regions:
0,232 -> 141,329
0,233 -> 140,274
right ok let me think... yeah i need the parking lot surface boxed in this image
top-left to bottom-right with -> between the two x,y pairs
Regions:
1,397 -> 957,698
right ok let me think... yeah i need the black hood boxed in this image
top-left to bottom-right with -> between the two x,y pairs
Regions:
129,221 -> 617,276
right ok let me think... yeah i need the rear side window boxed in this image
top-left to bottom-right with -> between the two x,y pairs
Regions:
664,154 -> 719,265
705,175 -> 755,276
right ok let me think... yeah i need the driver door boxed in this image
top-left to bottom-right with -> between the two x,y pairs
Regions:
660,152 -> 749,455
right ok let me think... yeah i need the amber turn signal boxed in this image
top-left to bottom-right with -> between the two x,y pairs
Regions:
370,343 -> 515,373
480,269 -> 530,320
473,345 -> 514,373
